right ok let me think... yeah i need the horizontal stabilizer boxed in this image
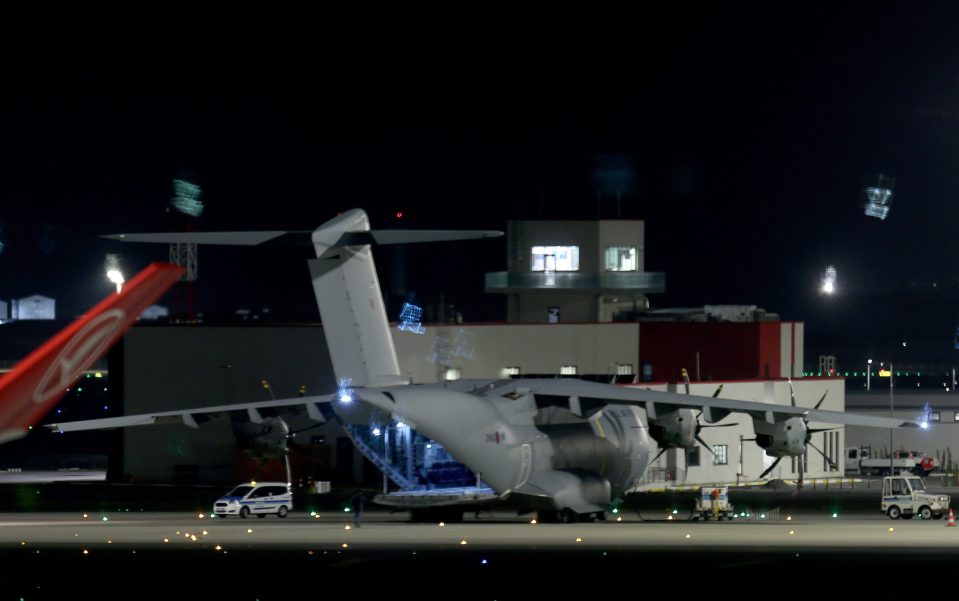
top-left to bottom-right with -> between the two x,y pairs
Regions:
105,229 -> 502,247
103,231 -> 309,245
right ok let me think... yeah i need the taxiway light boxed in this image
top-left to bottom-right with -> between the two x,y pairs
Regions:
684,534 -> 691,539
832,512 -> 839,518
247,529 -> 253,534
460,540 -> 468,545
438,522 -> 445,527
345,525 -> 351,530
616,517 -> 622,522
530,519 -> 537,525
342,543 -> 349,548
789,530 -> 795,535
575,537 -> 582,543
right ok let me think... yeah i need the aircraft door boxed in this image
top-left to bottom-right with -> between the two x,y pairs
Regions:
515,444 -> 532,489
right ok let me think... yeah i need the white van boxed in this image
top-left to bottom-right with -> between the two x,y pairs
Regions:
213,481 -> 293,518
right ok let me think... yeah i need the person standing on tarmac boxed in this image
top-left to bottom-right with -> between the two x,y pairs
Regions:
350,489 -> 366,528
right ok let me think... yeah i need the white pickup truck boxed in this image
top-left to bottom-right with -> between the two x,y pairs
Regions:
881,475 -> 950,520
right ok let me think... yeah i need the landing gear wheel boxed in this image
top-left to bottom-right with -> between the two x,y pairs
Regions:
240,506 -> 250,519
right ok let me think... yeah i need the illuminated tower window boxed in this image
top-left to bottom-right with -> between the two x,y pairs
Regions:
531,246 -> 580,272
604,246 -> 637,271
560,365 -> 578,375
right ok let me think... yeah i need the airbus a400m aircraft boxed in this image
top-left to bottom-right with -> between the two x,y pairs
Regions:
47,210 -> 914,522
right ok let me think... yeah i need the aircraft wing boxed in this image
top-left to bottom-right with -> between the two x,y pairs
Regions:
530,378 -> 916,429
0,263 -> 184,444
45,394 -> 333,432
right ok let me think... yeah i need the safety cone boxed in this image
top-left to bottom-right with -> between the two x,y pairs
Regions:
947,508 -> 956,527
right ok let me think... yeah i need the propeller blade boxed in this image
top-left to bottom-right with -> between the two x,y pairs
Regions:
808,441 -> 837,470
700,423 -> 740,428
759,456 -> 783,479
696,435 -> 716,455
682,368 -> 690,395
682,448 -> 688,484
289,422 -> 325,437
650,448 -> 667,463
812,390 -> 828,411
807,427 -> 837,434
788,379 -> 797,407
798,454 -> 804,487
712,384 -> 724,398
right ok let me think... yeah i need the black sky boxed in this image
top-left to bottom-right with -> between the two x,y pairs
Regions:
2,7 -> 959,366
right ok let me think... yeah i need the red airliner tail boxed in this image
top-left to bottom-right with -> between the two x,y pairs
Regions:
0,262 -> 185,442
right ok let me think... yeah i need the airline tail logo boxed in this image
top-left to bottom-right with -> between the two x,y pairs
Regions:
32,309 -> 126,405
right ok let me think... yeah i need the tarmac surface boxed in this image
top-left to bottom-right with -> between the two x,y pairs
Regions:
0,486 -> 959,601
0,481 -> 956,598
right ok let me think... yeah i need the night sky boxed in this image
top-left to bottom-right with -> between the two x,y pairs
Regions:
2,7 -> 959,368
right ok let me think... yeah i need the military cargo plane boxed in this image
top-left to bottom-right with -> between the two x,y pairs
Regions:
46,210 -> 913,522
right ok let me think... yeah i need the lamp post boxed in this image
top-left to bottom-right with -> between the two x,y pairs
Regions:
867,358 -> 872,391
889,362 -> 894,476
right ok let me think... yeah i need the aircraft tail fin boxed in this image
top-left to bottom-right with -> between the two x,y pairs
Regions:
0,262 -> 184,442
309,210 -> 406,388
309,210 -> 502,388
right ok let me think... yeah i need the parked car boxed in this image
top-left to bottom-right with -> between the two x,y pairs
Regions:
213,481 -> 292,518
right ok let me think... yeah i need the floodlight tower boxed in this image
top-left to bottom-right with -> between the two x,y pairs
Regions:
169,178 -> 203,322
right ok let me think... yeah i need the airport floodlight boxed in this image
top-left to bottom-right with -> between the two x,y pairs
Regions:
821,266 -> 837,294
105,254 -> 124,293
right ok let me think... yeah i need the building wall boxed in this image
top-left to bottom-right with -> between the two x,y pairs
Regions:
780,322 -> 804,379
392,322 -> 640,382
12,295 -> 55,320
845,391 -> 958,461
637,321 -> 802,383
509,292 -> 599,324
121,326 -> 340,483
